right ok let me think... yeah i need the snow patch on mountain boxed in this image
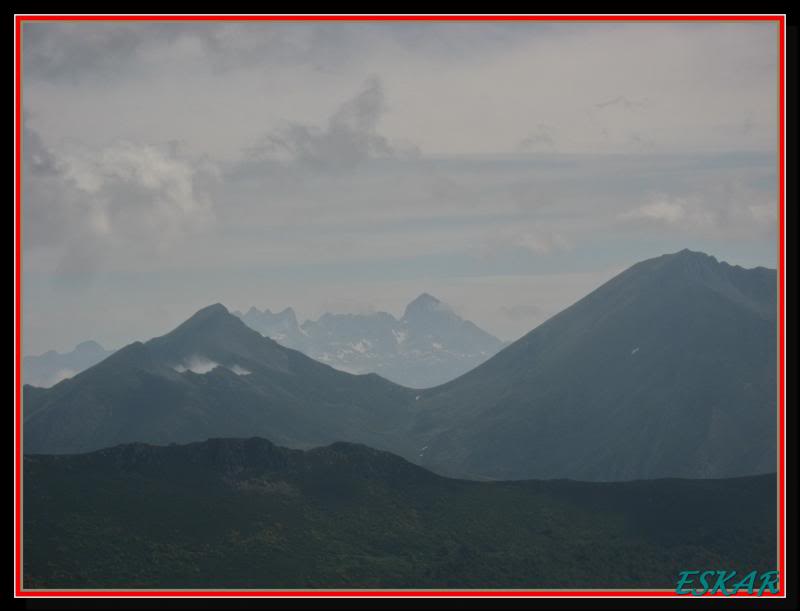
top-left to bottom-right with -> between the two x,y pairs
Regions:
352,340 -> 371,354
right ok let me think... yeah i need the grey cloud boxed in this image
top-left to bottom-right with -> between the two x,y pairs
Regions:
245,76 -> 419,172
22,113 -> 60,176
517,124 -> 557,153
618,181 -> 777,239
22,21 -> 303,82
477,226 -> 571,260
22,21 -> 551,83
628,132 -> 657,152
23,118 -> 218,283
594,96 -> 649,111
22,22 -> 172,82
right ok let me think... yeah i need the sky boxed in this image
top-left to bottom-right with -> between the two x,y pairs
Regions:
21,19 -> 779,355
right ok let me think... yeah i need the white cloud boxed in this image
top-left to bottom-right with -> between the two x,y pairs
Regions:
173,356 -> 219,374
620,198 -> 688,224
619,186 -> 777,239
477,226 -> 571,259
748,203 -> 778,225
23,118 -> 219,280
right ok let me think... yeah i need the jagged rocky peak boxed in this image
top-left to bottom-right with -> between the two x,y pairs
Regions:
402,293 -> 452,320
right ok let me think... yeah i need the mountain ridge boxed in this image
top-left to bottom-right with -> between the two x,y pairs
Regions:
22,250 -> 777,483
23,304 -> 417,456
237,293 -> 505,388
22,340 -> 114,388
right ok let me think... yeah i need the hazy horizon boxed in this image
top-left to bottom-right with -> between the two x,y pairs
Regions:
22,20 -> 779,354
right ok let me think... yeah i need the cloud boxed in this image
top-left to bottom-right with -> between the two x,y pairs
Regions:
59,139 -> 216,239
21,21 -> 549,83
513,231 -> 570,255
619,186 -> 777,238
245,76 -> 418,171
23,117 -> 218,282
517,124 -> 557,152
747,203 -> 777,225
23,21 -> 777,159
594,96 -> 649,111
173,355 -> 219,374
620,198 -> 688,224
478,227 -> 571,259
22,113 -> 61,176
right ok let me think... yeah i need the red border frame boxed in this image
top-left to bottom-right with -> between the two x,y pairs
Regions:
13,13 -> 787,599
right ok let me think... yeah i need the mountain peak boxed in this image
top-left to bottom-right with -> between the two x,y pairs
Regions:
403,293 -> 449,319
669,248 -> 718,263
180,303 -> 231,326
154,302 -> 256,348
74,340 -> 105,353
196,302 -> 229,316
276,307 -> 298,323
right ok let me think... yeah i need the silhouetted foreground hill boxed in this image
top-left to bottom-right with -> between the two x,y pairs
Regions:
24,437 -> 776,589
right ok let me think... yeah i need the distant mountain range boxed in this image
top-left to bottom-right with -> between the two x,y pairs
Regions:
23,294 -> 503,390
233,293 -> 505,388
22,341 -> 113,388
24,437 -> 776,589
22,250 -> 777,482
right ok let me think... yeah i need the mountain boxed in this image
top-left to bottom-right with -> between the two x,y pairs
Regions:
22,250 -> 777,482
23,437 -> 776,589
23,304 -> 415,455
236,293 -> 505,388
22,340 -> 113,388
236,306 -> 308,349
410,249 -> 777,481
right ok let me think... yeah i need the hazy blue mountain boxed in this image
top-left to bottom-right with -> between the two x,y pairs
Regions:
410,249 -> 777,481
24,436 -> 776,589
23,341 -> 114,388
237,293 -> 505,388
236,306 -> 309,350
23,304 -> 415,455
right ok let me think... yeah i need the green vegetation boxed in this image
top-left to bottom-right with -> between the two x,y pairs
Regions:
24,438 -> 776,589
